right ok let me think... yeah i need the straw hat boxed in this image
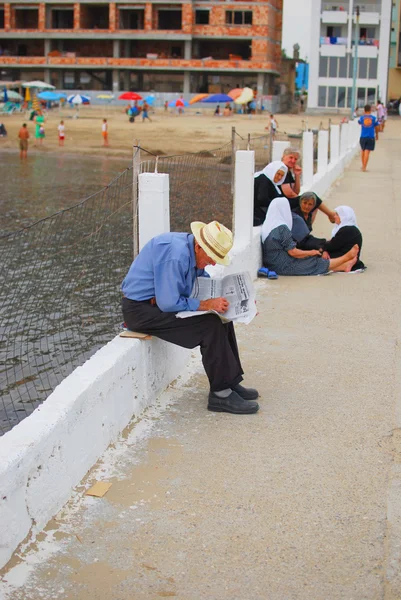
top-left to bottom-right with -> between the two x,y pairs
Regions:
190,220 -> 233,266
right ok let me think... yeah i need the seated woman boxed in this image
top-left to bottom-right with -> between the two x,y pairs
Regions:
323,206 -> 365,271
261,198 -> 359,276
254,161 -> 288,226
292,192 -> 322,231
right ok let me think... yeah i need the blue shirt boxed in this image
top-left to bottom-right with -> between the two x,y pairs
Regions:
122,233 -> 209,312
358,114 -> 378,138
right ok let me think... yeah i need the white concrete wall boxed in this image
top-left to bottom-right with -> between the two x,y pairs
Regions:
0,128 -> 362,569
0,336 -> 189,569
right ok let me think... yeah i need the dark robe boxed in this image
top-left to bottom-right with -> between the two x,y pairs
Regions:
324,225 -> 365,271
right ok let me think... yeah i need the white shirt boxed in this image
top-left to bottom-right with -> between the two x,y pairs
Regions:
58,124 -> 65,136
102,122 -> 107,132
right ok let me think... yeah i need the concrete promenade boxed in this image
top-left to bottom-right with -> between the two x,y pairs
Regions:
1,120 -> 401,600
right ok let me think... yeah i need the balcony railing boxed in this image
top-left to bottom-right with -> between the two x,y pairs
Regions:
0,55 -> 277,70
322,2 -> 380,11
320,36 -> 379,46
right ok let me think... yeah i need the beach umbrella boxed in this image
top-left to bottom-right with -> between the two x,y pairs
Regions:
228,88 -> 243,100
201,94 -> 233,103
234,87 -> 254,105
118,92 -> 142,101
67,94 -> 90,105
5,90 -> 23,102
2,87 -> 8,103
22,80 -> 56,90
144,95 -> 155,105
38,91 -> 67,101
189,93 -> 209,105
97,93 -> 114,101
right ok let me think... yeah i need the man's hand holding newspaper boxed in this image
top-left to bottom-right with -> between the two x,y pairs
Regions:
176,272 -> 257,325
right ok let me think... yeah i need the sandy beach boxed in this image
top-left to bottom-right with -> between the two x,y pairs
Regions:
0,106 -> 344,157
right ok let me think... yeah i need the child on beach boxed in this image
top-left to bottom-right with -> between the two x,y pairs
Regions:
58,120 -> 65,146
102,118 -> 109,146
142,101 -> 152,122
18,123 -> 29,159
358,104 -> 379,172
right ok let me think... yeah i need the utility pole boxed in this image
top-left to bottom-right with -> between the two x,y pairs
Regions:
350,5 -> 360,119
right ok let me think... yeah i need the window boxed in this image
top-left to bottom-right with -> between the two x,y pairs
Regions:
318,86 -> 327,107
195,9 -> 209,24
338,86 -> 346,107
368,57 -> 377,78
119,9 -> 144,29
359,57 -> 368,78
326,25 -> 342,37
347,55 -> 355,78
339,56 -> 347,77
225,11 -> 252,25
329,57 -> 338,77
158,10 -> 182,30
367,87 -> 376,104
0,9 -> 4,28
346,87 -> 352,108
319,56 -> 328,77
357,87 -> 366,106
328,86 -> 337,107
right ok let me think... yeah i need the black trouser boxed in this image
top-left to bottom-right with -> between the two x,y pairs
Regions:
122,298 -> 244,392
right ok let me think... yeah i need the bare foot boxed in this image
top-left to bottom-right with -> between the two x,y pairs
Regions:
344,256 -> 358,272
349,244 -> 359,258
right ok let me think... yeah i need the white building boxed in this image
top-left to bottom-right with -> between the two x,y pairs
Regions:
307,0 -> 392,112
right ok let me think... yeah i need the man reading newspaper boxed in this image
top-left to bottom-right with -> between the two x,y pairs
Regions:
122,221 -> 259,414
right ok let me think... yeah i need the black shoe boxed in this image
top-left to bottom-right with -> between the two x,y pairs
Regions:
233,384 -> 259,400
208,390 -> 259,414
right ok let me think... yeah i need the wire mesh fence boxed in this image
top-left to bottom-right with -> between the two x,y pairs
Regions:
0,167 -> 135,435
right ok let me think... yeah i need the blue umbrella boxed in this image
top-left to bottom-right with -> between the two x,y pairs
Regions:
3,87 -> 8,103
201,94 -> 233,103
67,94 -> 90,105
38,91 -> 67,101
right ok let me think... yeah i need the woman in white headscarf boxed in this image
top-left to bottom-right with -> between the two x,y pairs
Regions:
261,198 -> 360,276
253,161 -> 288,226
322,206 -> 365,270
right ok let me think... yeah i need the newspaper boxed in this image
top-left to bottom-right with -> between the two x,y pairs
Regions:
176,272 -> 257,325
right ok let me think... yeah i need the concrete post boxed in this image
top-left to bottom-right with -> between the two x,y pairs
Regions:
183,71 -> 190,94
234,150 -> 255,248
340,123 -> 348,156
138,173 -> 170,251
184,40 -> 192,60
44,39 -> 51,57
44,69 -> 51,84
123,70 -> 130,90
317,130 -> 329,175
330,125 -> 340,164
113,40 -> 120,59
257,72 -> 265,97
302,131 -> 314,189
112,69 -> 119,94
272,140 -> 290,162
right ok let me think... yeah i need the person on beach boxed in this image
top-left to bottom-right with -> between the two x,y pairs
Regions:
18,123 -> 29,159
358,104 -> 378,172
265,114 -> 278,139
121,221 -> 259,415
102,118 -> 109,146
261,198 -> 359,276
214,105 -> 221,117
34,111 -> 45,146
142,101 -> 152,122
58,120 -> 65,146
323,206 -> 365,271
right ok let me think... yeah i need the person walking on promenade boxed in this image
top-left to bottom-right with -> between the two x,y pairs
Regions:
18,123 -> 29,159
121,221 -> 260,415
358,104 -> 379,172
376,100 -> 385,132
102,118 -> 109,147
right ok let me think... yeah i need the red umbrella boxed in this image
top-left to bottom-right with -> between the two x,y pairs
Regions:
175,98 -> 185,107
118,92 -> 143,101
